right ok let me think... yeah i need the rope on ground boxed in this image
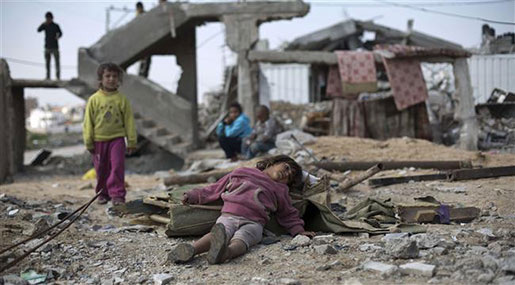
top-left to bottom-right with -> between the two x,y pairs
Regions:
0,190 -> 103,273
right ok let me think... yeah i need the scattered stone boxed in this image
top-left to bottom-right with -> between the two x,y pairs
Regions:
153,273 -> 174,285
362,261 -> 398,275
399,262 -> 435,277
432,247 -> 447,255
410,233 -> 440,249
385,239 -> 419,259
469,246 -> 488,255
277,277 -> 300,285
381,233 -> 408,242
291,235 -> 311,247
282,244 -> 297,251
8,209 -> 19,216
358,233 -> 369,239
454,257 -> 483,271
314,245 -> 337,255
312,234 -> 334,245
359,243 -> 382,252
476,228 -> 495,240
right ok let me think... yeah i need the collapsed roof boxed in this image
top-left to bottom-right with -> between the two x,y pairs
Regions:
286,19 -> 464,52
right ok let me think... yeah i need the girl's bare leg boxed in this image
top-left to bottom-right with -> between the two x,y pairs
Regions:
193,233 -> 212,255
222,239 -> 247,262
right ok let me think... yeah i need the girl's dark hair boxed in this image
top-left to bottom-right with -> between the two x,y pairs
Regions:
256,155 -> 302,187
97,62 -> 124,88
229,102 -> 243,114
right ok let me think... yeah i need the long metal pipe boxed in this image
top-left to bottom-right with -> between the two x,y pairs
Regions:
314,160 -> 472,171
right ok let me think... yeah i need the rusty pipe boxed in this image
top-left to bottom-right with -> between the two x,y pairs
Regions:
448,166 -> 515,181
314,160 -> 472,171
337,163 -> 383,192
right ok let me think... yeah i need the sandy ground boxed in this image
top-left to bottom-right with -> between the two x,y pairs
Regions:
1,136 -> 515,284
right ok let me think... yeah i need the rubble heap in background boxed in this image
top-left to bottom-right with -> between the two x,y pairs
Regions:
271,101 -> 332,135
477,105 -> 515,152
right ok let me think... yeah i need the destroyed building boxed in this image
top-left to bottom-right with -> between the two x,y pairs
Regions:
248,19 -> 478,151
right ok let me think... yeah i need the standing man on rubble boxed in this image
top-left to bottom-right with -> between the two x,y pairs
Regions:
242,105 -> 282,159
135,2 -> 151,77
216,102 -> 252,161
37,12 -> 62,80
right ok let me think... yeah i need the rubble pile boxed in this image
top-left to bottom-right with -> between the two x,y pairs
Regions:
271,100 -> 332,134
477,106 -> 515,151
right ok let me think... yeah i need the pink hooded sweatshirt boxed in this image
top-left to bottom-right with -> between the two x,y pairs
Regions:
185,167 -> 305,236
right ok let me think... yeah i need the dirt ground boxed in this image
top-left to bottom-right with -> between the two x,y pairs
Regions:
1,137 -> 514,284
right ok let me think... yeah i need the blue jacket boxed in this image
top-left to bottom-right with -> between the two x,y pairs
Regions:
216,113 -> 252,139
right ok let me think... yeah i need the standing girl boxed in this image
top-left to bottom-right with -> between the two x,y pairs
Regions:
83,63 -> 137,205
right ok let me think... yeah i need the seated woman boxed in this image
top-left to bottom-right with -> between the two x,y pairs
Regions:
168,155 -> 315,264
216,102 -> 252,161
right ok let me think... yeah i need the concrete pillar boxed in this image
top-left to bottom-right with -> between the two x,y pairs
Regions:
0,59 -> 14,183
12,87 -> 26,172
223,15 -> 260,122
453,58 -> 478,150
176,25 -> 199,146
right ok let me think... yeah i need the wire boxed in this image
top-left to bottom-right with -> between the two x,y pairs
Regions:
3,57 -> 76,69
197,29 -> 224,49
309,0 -> 514,6
373,0 -> 515,25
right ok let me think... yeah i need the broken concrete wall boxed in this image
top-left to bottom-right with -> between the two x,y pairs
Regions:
0,59 -> 15,183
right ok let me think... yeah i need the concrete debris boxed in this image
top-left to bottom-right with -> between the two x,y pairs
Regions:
8,208 -> 19,216
362,261 -> 398,275
152,273 -> 174,285
409,233 -> 441,249
359,243 -> 382,252
476,228 -> 495,239
314,244 -> 337,255
476,104 -> 515,152
312,234 -> 335,245
385,239 -> 419,259
290,235 -> 311,247
399,262 -> 435,277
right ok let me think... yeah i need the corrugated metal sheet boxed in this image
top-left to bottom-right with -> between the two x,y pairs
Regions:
469,54 -> 515,104
259,63 -> 310,104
